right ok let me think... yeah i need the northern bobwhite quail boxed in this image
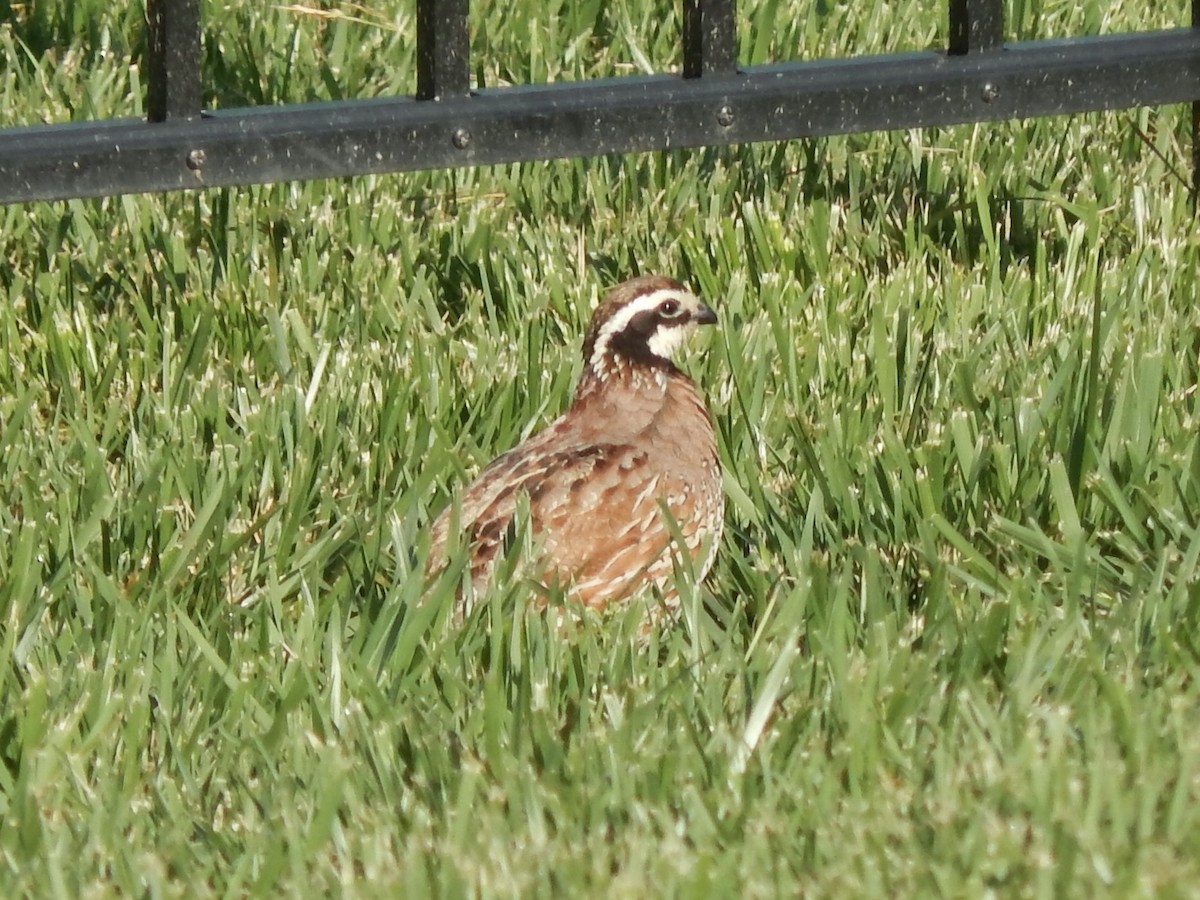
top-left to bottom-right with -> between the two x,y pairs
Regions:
426,274 -> 723,619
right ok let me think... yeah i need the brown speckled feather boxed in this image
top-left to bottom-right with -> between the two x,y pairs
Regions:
426,275 -> 723,620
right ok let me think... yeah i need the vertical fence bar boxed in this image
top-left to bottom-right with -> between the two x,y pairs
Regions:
417,0 -> 470,99
146,0 -> 202,121
1194,0 -> 1199,201
948,0 -> 1004,54
683,0 -> 738,78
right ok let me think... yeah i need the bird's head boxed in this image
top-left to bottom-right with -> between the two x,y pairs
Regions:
581,275 -> 717,380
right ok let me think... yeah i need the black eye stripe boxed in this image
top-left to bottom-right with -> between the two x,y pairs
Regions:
627,308 -> 661,335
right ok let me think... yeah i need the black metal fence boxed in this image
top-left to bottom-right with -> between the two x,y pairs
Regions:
1,0 -> 1199,204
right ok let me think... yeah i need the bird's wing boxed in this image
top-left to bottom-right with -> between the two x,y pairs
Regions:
431,439 -> 711,614
429,433 -> 698,591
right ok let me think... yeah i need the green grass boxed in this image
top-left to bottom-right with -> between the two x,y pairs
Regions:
2,0 -> 1200,895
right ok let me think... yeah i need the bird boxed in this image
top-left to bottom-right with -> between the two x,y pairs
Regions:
425,274 -> 724,622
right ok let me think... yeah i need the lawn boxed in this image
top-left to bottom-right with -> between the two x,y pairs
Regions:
2,0 -> 1199,896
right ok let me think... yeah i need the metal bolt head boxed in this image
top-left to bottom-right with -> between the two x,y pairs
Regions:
452,128 -> 471,149
716,105 -> 735,127
186,148 -> 206,170
980,83 -> 999,103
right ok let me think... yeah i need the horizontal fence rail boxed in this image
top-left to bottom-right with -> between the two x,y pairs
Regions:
0,0 -> 1198,204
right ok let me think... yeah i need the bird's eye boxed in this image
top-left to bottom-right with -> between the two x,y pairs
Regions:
659,299 -> 680,317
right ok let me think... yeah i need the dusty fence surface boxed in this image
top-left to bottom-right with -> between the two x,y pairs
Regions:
1,0 -> 1198,203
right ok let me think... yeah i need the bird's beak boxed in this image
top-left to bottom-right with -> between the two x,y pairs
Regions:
693,303 -> 718,326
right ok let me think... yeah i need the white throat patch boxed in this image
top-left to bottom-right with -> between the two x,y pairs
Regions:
645,324 -> 688,359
